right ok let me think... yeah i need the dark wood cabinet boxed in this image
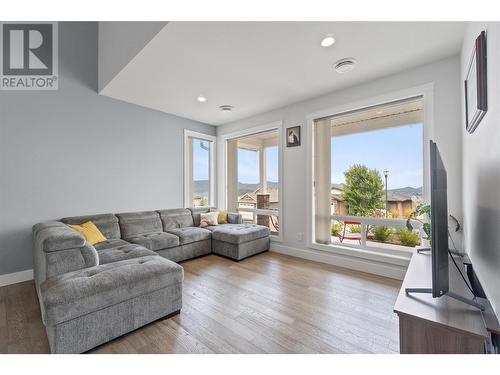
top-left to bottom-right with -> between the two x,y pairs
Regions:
394,252 -> 489,354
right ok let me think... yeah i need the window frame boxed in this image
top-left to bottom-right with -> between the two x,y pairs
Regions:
184,129 -> 216,208
306,83 -> 435,263
218,121 -> 283,242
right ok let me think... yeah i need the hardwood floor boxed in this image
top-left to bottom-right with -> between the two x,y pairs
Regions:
0,252 -> 402,354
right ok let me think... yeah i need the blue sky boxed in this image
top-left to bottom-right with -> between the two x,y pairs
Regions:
193,123 -> 422,189
237,146 -> 278,183
193,139 -> 209,181
331,123 -> 423,189
192,142 -> 279,183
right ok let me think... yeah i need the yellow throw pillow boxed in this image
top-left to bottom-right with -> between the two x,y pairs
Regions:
210,208 -> 228,224
68,221 -> 107,245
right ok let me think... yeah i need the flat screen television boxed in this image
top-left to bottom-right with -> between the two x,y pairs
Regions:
406,141 -> 484,310
430,140 -> 449,298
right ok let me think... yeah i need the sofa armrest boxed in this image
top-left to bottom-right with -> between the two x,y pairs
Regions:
33,221 -> 99,286
227,212 -> 243,224
33,221 -> 85,252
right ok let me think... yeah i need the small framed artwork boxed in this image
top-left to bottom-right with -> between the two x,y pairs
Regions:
464,30 -> 487,134
286,126 -> 301,147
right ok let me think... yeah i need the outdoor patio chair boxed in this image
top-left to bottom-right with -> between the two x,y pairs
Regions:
338,221 -> 362,244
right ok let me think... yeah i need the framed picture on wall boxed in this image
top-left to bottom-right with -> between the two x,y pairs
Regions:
286,126 -> 301,147
464,30 -> 487,134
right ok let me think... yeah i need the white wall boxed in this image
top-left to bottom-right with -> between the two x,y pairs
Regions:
0,22 -> 215,276
461,23 -> 500,318
217,56 -> 462,276
98,22 -> 167,92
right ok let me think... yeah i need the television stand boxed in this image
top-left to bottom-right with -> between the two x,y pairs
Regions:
405,287 -> 485,311
416,246 -> 465,257
394,253 -> 490,353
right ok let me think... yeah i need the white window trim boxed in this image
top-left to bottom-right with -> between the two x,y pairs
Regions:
305,83 -> 435,259
217,120 -> 284,242
184,129 -> 216,208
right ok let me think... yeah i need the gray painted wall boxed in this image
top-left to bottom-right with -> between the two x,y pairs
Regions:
461,22 -> 500,318
0,22 -> 215,275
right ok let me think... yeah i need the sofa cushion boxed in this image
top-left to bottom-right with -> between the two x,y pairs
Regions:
166,227 -> 211,245
40,255 -> 183,326
62,214 -> 120,239
210,224 -> 270,244
126,232 -> 179,251
94,240 -> 157,265
93,239 -> 130,251
116,211 -> 162,238
188,207 -> 211,227
157,208 -> 194,230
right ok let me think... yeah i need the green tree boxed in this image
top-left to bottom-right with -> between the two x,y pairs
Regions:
342,164 -> 384,216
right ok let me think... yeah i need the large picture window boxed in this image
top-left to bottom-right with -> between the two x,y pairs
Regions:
313,97 -> 425,253
184,130 -> 215,208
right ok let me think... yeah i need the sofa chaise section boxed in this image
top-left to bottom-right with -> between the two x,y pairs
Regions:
40,255 -> 183,354
190,208 -> 270,261
208,224 -> 270,260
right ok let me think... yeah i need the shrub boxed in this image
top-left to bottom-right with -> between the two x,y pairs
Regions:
331,222 -> 342,237
349,225 -> 362,233
396,228 -> 421,247
390,210 -> 400,219
372,226 -> 393,242
403,209 -> 414,218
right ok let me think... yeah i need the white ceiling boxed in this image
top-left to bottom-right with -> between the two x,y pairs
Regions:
100,22 -> 466,126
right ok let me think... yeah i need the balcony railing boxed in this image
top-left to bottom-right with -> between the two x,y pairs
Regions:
331,214 -> 423,247
238,207 -> 279,234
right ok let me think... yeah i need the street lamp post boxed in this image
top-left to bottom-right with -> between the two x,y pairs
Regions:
383,170 -> 389,218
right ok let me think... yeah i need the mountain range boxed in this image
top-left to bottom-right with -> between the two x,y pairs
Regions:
194,180 -> 422,197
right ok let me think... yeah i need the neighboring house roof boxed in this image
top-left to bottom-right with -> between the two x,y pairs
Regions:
387,192 -> 412,202
239,192 -> 256,204
331,183 -> 345,190
238,186 -> 279,203
331,194 -> 344,202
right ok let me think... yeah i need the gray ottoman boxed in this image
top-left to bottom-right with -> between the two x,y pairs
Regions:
209,224 -> 270,260
39,255 -> 183,353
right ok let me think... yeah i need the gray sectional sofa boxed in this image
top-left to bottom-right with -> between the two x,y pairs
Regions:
32,207 -> 270,353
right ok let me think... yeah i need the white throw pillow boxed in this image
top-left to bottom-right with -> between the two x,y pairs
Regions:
199,212 -> 219,227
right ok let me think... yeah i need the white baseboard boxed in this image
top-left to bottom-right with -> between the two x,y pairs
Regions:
0,269 -> 34,287
0,246 -> 406,287
270,243 -> 407,280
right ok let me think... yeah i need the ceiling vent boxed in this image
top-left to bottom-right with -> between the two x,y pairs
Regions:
219,105 -> 234,112
334,58 -> 357,73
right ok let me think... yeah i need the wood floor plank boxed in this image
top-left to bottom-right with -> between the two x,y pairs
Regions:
0,252 -> 401,353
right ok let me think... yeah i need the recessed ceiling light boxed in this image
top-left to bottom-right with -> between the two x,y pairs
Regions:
334,58 -> 357,73
320,35 -> 336,47
197,96 -> 207,102
219,105 -> 234,112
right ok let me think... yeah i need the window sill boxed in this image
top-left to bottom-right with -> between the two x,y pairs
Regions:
309,241 -> 412,267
